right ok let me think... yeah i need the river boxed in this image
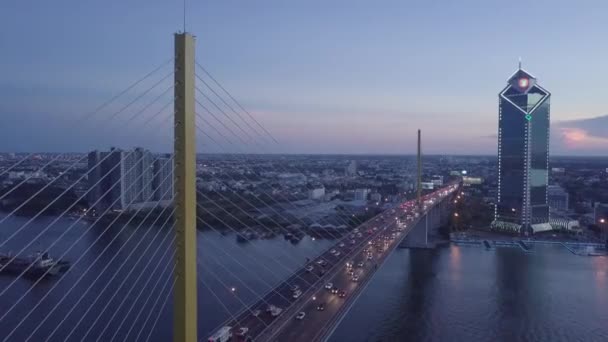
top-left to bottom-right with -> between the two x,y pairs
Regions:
0,213 -> 607,341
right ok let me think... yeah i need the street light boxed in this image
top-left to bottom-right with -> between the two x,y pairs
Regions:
231,287 -> 236,293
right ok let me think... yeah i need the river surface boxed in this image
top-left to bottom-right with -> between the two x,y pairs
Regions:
0,213 -> 607,341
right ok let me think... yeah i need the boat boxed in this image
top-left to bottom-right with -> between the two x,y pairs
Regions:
0,251 -> 70,278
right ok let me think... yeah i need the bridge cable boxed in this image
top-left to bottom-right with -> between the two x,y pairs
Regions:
0,58 -> 173,180
2,157 -> 174,341
25,161 -> 176,341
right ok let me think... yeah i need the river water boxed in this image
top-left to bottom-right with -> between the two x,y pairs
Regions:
0,213 -> 607,341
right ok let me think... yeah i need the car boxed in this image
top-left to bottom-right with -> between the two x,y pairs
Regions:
357,262 -> 364,268
356,233 -> 362,238
325,282 -> 333,290
305,265 -> 314,272
334,251 -> 341,257
367,255 -> 373,260
338,290 -> 346,298
339,242 -> 345,247
316,259 -> 324,265
235,327 -> 249,337
252,309 -> 261,317
331,287 -> 339,294
293,290 -> 302,299
345,261 -> 353,268
347,269 -> 354,276
295,311 -> 306,320
373,227 -> 378,231
350,240 -> 356,245
316,303 -> 325,311
330,249 -> 337,254
290,284 -> 300,292
352,275 -> 359,282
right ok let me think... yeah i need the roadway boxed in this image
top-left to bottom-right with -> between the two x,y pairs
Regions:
207,184 -> 458,342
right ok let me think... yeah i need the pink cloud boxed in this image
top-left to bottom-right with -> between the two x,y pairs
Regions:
559,127 -> 608,149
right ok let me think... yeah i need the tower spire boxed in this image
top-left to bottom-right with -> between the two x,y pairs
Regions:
518,57 -> 522,70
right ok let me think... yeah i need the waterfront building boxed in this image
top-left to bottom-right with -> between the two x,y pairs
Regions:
493,63 -> 551,234
547,185 -> 569,212
87,148 -> 172,212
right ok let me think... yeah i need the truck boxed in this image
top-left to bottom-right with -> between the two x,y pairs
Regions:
208,326 -> 231,342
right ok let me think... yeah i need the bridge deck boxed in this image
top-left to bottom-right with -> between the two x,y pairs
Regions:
207,184 -> 458,342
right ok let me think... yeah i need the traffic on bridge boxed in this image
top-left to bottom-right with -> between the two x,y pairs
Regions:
208,183 -> 459,342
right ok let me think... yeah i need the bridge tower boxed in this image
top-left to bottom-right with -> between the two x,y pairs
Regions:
417,129 -> 422,206
173,32 -> 198,342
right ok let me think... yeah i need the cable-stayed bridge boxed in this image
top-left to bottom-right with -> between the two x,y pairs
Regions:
0,32 -> 459,342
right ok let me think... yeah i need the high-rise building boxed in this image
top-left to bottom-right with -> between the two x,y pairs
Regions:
153,155 -> 174,201
345,160 -> 357,176
493,64 -> 551,234
547,185 -> 569,212
88,148 -> 172,212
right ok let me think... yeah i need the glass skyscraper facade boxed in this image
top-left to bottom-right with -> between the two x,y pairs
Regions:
493,66 -> 551,234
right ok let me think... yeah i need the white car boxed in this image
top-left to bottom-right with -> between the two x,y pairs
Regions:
335,251 -> 341,257
305,265 -> 314,272
293,290 -> 302,299
352,275 -> 359,282
330,249 -> 337,254
339,242 -> 345,248
295,311 -> 306,320
235,327 -> 249,337
325,282 -> 333,289
252,309 -> 261,317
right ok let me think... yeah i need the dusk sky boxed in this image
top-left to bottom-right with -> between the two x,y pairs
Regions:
1,0 -> 607,155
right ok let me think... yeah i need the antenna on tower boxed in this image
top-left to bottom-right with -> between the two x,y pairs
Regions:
518,57 -> 522,70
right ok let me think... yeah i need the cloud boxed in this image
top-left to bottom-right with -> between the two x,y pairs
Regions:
552,115 -> 608,154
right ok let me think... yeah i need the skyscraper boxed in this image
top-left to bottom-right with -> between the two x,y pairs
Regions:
493,64 -> 551,234
87,148 -> 173,212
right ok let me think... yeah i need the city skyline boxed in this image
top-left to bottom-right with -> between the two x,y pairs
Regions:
1,0 -> 608,155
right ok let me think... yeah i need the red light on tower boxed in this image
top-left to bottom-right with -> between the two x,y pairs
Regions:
518,78 -> 529,88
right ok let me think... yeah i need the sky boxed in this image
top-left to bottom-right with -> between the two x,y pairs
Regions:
1,0 -> 607,155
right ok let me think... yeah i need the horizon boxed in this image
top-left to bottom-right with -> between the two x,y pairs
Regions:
1,0 -> 608,155
3,150 -> 608,160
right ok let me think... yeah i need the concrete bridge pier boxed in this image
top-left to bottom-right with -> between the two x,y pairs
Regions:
399,194 -> 455,249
